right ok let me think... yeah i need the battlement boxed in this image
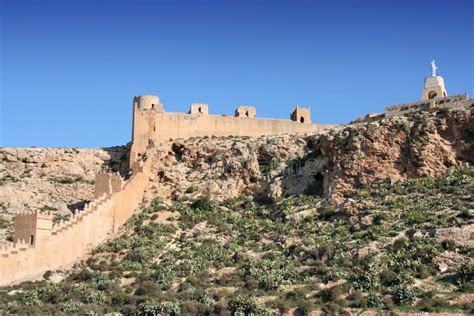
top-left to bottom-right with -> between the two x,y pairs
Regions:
189,103 -> 209,115
51,193 -> 108,234
14,211 -> 53,246
1,164 -> 151,286
133,95 -> 164,112
0,239 -> 33,258
130,96 -> 336,167
235,106 -> 256,118
94,172 -> 124,199
290,106 -> 311,124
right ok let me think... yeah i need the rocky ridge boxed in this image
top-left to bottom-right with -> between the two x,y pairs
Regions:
0,105 -> 473,314
144,106 -> 473,203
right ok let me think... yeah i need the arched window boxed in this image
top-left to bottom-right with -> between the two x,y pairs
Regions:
198,107 -> 202,113
245,110 -> 249,117
300,117 -> 305,123
428,91 -> 438,99
151,104 -> 155,109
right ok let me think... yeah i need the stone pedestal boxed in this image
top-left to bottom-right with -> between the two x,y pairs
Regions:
422,75 -> 447,100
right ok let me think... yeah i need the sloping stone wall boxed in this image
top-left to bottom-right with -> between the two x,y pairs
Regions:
0,164 -> 150,286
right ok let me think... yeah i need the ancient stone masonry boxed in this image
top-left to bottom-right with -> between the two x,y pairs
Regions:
2,64 -> 470,286
0,162 -> 151,286
384,94 -> 472,118
130,96 -> 336,167
94,172 -> 124,199
235,106 -> 256,118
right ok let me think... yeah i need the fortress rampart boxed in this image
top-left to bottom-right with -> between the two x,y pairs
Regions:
130,95 -> 337,166
2,73 -> 469,286
0,163 -> 151,286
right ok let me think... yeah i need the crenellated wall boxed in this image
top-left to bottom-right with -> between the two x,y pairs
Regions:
0,164 -> 151,286
129,95 -> 338,167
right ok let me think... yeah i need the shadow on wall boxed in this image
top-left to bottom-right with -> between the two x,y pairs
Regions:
101,145 -> 130,178
67,200 -> 90,213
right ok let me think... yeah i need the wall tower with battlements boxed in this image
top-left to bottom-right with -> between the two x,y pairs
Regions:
129,96 -> 336,168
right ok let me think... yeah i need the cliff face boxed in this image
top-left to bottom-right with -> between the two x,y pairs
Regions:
144,106 -> 473,203
313,107 -> 474,201
0,106 -> 473,314
1,107 -> 471,221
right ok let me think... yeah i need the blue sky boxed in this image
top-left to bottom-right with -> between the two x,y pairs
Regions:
1,0 -> 472,148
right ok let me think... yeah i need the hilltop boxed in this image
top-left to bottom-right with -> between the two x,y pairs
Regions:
0,105 -> 473,314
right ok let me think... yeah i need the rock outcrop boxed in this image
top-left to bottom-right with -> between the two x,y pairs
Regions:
0,106 -> 472,241
143,107 -> 473,203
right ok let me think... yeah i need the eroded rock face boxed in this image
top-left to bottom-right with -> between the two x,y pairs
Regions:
0,107 -> 472,240
143,107 -> 473,203
311,107 -> 474,201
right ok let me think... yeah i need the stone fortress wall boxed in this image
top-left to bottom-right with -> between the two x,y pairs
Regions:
1,94 -> 339,286
1,69 -> 470,286
129,95 -> 338,167
384,94 -> 472,117
0,163 -> 151,286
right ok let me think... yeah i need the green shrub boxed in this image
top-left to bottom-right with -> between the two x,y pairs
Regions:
228,294 -> 261,315
0,217 -> 9,229
392,285 -> 415,305
241,257 -> 298,290
387,237 -> 441,277
351,257 -> 382,291
367,293 -> 384,308
153,263 -> 177,287
136,300 -> 181,316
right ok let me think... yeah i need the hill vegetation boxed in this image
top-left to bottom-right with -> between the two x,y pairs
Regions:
1,167 -> 472,315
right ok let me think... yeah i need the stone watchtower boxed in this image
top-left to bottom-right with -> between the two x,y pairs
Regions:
130,95 -> 164,169
422,60 -> 447,100
14,212 -> 53,246
189,103 -> 209,115
235,106 -> 256,118
291,106 -> 311,124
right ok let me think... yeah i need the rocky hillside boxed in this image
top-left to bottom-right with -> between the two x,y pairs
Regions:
0,147 -> 128,242
0,106 -> 472,314
145,106 -> 473,203
1,167 -> 472,314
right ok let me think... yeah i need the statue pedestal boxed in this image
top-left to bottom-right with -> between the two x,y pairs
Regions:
422,75 -> 447,100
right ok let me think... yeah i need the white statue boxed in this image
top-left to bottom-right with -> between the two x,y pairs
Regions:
431,59 -> 438,77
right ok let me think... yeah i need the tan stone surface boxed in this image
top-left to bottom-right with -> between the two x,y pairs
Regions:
129,95 -> 336,167
0,161 -> 151,286
0,147 -> 128,242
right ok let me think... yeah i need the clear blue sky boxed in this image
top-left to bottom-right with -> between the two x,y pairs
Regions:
1,0 -> 472,148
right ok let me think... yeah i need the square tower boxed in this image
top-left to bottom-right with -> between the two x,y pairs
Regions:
14,212 -> 53,246
291,106 -> 311,124
189,103 -> 208,115
235,106 -> 256,118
